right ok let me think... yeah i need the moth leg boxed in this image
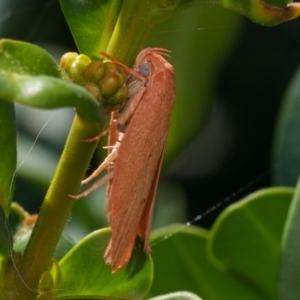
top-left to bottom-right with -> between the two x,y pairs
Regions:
83,121 -> 117,143
81,144 -> 118,185
82,132 -> 124,185
69,170 -> 115,200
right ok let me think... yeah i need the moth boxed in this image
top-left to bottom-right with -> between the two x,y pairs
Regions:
71,48 -> 176,272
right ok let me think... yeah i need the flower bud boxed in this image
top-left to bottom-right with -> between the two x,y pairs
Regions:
84,60 -> 105,83
84,82 -> 103,102
60,52 -> 78,71
98,61 -> 128,97
106,84 -> 129,107
69,54 -> 92,85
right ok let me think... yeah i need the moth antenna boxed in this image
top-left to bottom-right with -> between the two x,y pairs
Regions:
99,52 -> 147,83
152,47 -> 172,58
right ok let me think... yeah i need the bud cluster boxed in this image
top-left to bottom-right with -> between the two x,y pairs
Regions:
60,52 -> 129,110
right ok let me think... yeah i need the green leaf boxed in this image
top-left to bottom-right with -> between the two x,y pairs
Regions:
0,203 -> 12,259
54,233 -> 76,261
0,39 -> 65,78
60,0 -> 122,56
0,73 -> 104,122
53,229 -> 153,299
279,178 -> 300,300
179,0 -> 300,26
272,65 -> 300,186
149,291 -> 203,300
0,39 -> 105,123
60,0 -> 181,64
150,225 -> 268,300
0,100 -> 16,215
208,187 -> 293,299
221,0 -> 300,25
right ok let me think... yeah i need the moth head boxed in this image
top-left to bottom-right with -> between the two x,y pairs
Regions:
139,62 -> 150,77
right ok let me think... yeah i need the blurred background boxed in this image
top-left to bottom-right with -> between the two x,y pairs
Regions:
1,0 -> 300,241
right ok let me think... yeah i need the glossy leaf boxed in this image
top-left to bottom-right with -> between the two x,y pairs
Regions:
279,178 -> 300,300
53,229 -> 153,300
60,0 -> 182,64
0,39 -> 105,123
273,65 -> 300,186
60,0 -> 122,56
149,291 -> 203,300
149,225 -> 268,300
0,39 -> 65,78
208,187 -> 293,299
0,73 -> 104,122
0,100 -> 16,215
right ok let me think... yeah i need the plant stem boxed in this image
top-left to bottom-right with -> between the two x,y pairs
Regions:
106,0 -> 179,65
10,114 -> 104,300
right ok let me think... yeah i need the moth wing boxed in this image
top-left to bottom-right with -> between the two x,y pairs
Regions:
104,152 -> 163,271
138,150 -> 164,253
105,59 -> 175,271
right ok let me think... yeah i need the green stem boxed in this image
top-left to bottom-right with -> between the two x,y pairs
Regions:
106,0 -> 152,64
10,114 -> 104,300
106,0 -> 180,65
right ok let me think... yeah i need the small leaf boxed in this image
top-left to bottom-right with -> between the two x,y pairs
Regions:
150,225 -> 268,300
60,0 -> 122,56
208,187 -> 293,298
53,229 -> 152,300
279,177 -> 300,300
36,271 -> 55,300
9,202 -> 32,234
0,100 -> 16,215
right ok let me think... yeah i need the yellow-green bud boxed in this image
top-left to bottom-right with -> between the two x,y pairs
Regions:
106,84 -> 129,106
98,61 -> 128,97
84,82 -> 103,102
69,54 -> 91,85
60,52 -> 78,71
84,60 -> 105,83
